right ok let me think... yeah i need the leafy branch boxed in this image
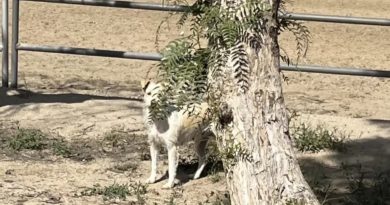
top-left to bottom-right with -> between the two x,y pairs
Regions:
150,0 -> 310,120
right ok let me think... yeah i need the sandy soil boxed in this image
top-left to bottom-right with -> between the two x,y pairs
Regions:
0,0 -> 389,204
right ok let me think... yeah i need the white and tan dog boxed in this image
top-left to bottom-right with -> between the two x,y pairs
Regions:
141,80 -> 212,188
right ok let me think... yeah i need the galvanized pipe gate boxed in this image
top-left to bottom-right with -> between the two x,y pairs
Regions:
1,0 -> 390,88
1,0 -> 8,87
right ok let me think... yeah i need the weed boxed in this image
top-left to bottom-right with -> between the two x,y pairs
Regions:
209,171 -> 223,183
103,183 -> 132,201
52,140 -> 73,158
211,192 -> 231,205
78,182 -> 148,202
110,162 -> 138,173
129,181 -> 148,204
206,140 -> 225,183
302,166 -> 334,204
341,163 -> 390,205
164,188 -> 183,205
207,140 -> 222,162
8,128 -> 47,151
201,191 -> 231,205
2,126 -> 77,158
80,183 -> 130,200
103,128 -> 128,148
165,196 -> 176,205
79,184 -> 104,197
291,122 -> 349,153
352,113 -> 364,118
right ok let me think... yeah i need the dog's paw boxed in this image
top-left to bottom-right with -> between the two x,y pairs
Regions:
145,176 -> 157,184
162,179 -> 180,189
162,182 -> 175,189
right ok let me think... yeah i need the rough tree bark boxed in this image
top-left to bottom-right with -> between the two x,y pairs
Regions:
209,0 -> 320,204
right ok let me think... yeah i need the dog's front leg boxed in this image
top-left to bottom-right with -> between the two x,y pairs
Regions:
145,141 -> 158,184
163,143 -> 178,188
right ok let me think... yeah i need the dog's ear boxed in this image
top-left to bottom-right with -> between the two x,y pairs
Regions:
140,80 -> 151,92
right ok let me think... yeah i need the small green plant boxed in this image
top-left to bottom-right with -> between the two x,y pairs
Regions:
103,128 -> 128,148
111,162 -> 138,173
2,126 -> 77,158
201,191 -> 231,205
165,196 -> 176,205
80,183 -> 131,201
164,188 -> 183,205
291,122 -> 348,153
129,181 -> 148,204
79,184 -> 105,197
52,140 -> 73,158
8,128 -> 47,151
103,183 -> 130,200
207,140 -> 224,183
209,171 -> 223,183
212,193 -> 231,205
79,182 -> 148,202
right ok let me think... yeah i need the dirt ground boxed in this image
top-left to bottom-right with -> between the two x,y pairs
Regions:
0,0 -> 389,204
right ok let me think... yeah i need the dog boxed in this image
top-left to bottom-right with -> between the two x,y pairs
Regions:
141,80 -> 212,188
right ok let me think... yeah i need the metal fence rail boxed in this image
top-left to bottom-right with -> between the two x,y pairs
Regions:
24,0 -> 390,26
279,65 -> 390,78
5,0 -> 390,88
18,44 -> 163,61
17,43 -> 390,78
24,0 -> 187,12
279,13 -> 390,26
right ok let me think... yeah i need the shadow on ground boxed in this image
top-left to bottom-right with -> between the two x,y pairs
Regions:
0,123 -> 222,188
367,119 -> 390,134
0,88 -> 142,107
0,88 -> 143,117
0,125 -> 149,163
1,118 -> 389,204
300,135 -> 390,205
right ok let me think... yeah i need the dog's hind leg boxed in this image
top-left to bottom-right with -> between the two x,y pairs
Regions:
163,143 -> 178,188
146,141 -> 158,184
193,137 -> 208,179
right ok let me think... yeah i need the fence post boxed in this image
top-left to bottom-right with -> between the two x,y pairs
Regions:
10,0 -> 19,88
2,0 -> 9,87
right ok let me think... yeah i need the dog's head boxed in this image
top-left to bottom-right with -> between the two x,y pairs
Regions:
140,80 -> 160,107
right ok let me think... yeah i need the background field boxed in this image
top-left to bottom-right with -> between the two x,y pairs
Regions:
0,0 -> 389,204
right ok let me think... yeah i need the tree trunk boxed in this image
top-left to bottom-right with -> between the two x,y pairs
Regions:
210,0 -> 320,204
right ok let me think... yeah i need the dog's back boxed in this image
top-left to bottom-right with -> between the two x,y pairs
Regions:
173,103 -> 211,145
141,81 -> 211,145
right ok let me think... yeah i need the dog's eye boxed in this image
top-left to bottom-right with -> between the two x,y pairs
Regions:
146,92 -> 151,96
